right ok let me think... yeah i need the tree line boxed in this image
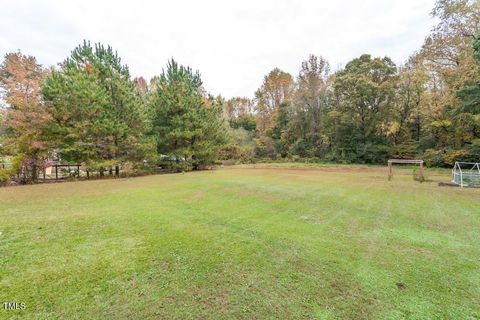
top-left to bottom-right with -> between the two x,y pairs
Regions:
222,0 -> 480,166
0,43 -> 228,182
1,0 -> 479,184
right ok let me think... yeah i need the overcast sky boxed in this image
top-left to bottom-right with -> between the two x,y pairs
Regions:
0,0 -> 437,98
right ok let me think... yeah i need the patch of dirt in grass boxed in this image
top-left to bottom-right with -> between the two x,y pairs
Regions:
191,190 -> 207,199
300,215 -> 322,225
230,165 -> 451,182
314,275 -> 380,319
396,282 -> 406,290
200,289 -> 232,314
234,166 -> 370,175
221,186 -> 278,203
427,222 -> 453,233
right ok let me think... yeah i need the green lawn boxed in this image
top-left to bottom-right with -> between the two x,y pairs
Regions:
1,165 -> 479,319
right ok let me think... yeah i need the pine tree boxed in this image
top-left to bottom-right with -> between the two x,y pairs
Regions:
42,41 -> 153,169
150,59 -> 227,170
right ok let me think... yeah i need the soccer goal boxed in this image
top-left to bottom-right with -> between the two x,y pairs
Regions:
388,159 -> 424,181
452,162 -> 480,187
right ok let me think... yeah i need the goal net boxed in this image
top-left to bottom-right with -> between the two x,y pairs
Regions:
452,162 -> 480,187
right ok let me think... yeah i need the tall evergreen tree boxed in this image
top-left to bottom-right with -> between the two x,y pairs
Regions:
42,41 -> 153,169
150,59 -> 227,170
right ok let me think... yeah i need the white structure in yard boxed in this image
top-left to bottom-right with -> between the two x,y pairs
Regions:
452,162 -> 480,187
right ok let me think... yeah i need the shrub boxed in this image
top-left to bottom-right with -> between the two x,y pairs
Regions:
218,144 -> 254,163
159,160 -> 193,172
423,149 -> 446,167
423,148 -> 473,167
0,168 -> 12,185
444,149 -> 471,166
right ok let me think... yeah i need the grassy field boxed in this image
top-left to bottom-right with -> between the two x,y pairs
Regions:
1,165 -> 479,319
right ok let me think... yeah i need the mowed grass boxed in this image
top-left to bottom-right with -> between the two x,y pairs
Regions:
0,165 -> 479,319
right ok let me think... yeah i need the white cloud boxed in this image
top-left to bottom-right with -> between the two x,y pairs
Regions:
0,0 -> 436,98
